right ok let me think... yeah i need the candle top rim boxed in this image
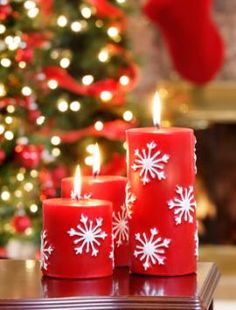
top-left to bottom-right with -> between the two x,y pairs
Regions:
62,175 -> 127,183
43,198 -> 112,207
126,127 -> 193,134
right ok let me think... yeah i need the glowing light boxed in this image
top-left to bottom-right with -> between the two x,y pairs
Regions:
5,116 -> 13,124
94,121 -> 104,131
1,58 -> 11,67
95,20 -> 103,28
123,141 -> 127,150
57,99 -> 68,112
70,101 -> 81,111
100,90 -> 112,102
30,170 -> 38,178
30,204 -> 38,213
25,228 -> 33,236
60,57 -> 70,68
57,15 -> 68,27
24,182 -> 33,192
48,80 -> 58,89
1,191 -> 10,201
116,0 -> 126,3
4,131 -> 14,140
119,75 -> 130,86
25,260 -> 36,270
71,21 -> 82,32
5,35 -> 21,50
0,125 -> 5,134
153,91 -> 161,127
82,75 -> 94,85
22,86 -> 32,96
51,136 -> 61,145
0,84 -> 6,97
24,0 -> 36,10
15,190 -> 22,198
6,105 -> 15,113
123,110 -> 133,122
52,148 -> 61,157
93,143 -> 100,176
16,173 -> 25,182
107,27 -> 119,38
36,115 -> 45,125
98,49 -> 109,62
85,156 -> 93,166
86,144 -> 95,154
19,61 -> 26,69
27,7 -> 39,18
72,165 -> 82,199
81,7 -> 92,19
0,24 -> 6,34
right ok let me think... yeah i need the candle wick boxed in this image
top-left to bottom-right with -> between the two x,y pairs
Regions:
155,123 -> 160,129
93,171 -> 98,178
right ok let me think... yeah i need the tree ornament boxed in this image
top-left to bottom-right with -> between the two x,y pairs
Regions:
143,0 -> 224,84
0,149 -> 5,164
15,47 -> 33,64
12,214 -> 32,233
15,144 -> 43,169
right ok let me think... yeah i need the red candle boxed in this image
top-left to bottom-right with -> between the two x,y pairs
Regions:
41,166 -> 113,279
61,145 -> 128,267
126,92 -> 197,276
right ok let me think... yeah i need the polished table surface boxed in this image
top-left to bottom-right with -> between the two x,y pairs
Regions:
0,260 -> 220,309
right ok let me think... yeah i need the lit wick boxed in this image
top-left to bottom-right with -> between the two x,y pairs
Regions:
71,165 -> 82,200
93,143 -> 100,178
153,91 -> 161,129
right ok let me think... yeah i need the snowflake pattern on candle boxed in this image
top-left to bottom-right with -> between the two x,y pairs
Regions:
40,230 -> 54,270
68,214 -> 107,257
168,185 -> 197,225
194,227 -> 199,257
112,205 -> 129,247
134,228 -> 171,270
125,182 -> 136,219
131,141 -> 170,185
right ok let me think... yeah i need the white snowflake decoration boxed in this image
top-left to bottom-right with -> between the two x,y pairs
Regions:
109,234 -> 115,269
131,141 -> 169,185
125,182 -> 136,219
68,214 -> 107,256
40,230 -> 54,270
113,205 -> 129,247
168,185 -> 197,225
134,228 -> 171,270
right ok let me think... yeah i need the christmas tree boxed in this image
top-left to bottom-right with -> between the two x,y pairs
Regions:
0,0 -> 137,256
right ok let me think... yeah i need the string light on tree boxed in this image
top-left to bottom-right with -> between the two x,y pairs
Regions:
60,57 -> 70,68
98,48 -> 109,62
57,99 -> 68,112
86,144 -> 96,154
36,116 -> 45,125
6,105 -> 15,113
119,75 -> 130,86
21,86 -> 32,96
4,131 -> 14,141
19,61 -> 27,69
24,0 -> 36,10
57,15 -> 68,27
27,7 -> 39,18
107,27 -> 121,41
71,21 -> 82,32
48,80 -> 58,89
0,84 -> 6,97
0,125 -> 5,135
5,116 -> 13,124
80,6 -> 92,19
100,90 -> 113,102
30,170 -> 38,178
30,204 -> 38,213
70,101 -> 81,111
123,110 -> 133,122
52,148 -> 61,157
51,136 -> 61,146
94,121 -> 104,131
1,58 -> 11,68
82,75 -> 94,85
0,24 -> 6,34
1,191 -> 10,201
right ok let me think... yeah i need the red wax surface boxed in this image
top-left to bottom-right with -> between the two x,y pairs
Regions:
42,198 -> 112,279
61,176 -> 128,267
126,127 -> 197,276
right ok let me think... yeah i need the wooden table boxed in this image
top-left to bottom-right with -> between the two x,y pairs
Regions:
0,260 -> 220,309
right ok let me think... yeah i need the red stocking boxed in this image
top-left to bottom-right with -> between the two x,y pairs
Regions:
143,0 -> 224,84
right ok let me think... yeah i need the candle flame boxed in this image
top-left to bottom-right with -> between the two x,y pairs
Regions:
71,165 -> 81,200
153,91 -> 161,127
93,143 -> 100,176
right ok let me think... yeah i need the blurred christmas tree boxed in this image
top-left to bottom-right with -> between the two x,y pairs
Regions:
0,0 -> 137,256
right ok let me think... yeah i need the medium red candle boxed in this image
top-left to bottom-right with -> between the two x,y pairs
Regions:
126,92 -> 197,276
61,145 -> 128,267
41,166 -> 113,279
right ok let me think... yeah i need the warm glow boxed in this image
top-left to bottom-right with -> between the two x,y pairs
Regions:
93,143 -> 100,176
153,91 -> 161,127
71,165 -> 82,200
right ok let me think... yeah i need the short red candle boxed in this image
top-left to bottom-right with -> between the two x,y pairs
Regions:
61,176 -> 129,267
126,127 -> 197,276
41,198 -> 113,279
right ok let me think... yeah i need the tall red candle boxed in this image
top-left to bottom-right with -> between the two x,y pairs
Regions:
126,93 -> 197,276
41,166 -> 113,279
61,176 -> 128,267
